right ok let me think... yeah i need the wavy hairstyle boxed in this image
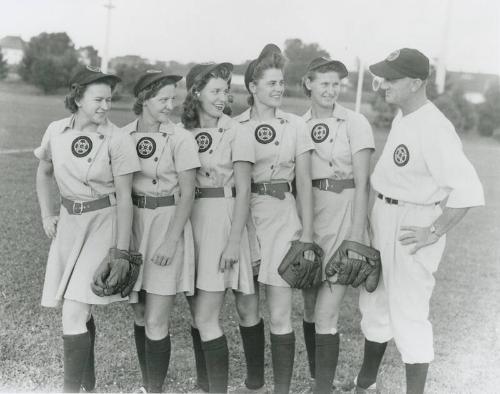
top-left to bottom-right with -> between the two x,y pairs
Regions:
247,52 -> 286,106
181,65 -> 233,130
64,78 -> 117,113
301,63 -> 345,97
133,79 -> 178,115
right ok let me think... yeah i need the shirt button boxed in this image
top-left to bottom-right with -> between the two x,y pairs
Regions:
329,138 -> 333,143
218,128 -> 223,133
270,165 -> 274,169
99,135 -> 104,140
206,172 -> 210,177
162,133 -> 167,137
83,182 -> 89,186
209,149 -> 213,154
280,119 -> 285,124
154,157 -> 158,162
87,158 -> 92,163
274,141 -> 279,146
329,162 -> 333,167
152,179 -> 157,185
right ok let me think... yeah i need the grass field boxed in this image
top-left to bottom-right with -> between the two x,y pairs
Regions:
0,86 -> 499,393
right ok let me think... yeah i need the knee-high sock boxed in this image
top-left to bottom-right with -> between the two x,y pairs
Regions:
303,320 -> 316,379
357,339 -> 387,389
81,316 -> 96,392
134,323 -> 148,389
63,332 -> 91,393
202,335 -> 229,393
145,335 -> 171,393
405,363 -> 429,394
271,332 -> 295,394
191,326 -> 209,392
313,333 -> 339,394
239,319 -> 265,389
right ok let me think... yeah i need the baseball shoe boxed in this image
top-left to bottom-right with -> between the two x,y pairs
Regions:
339,376 -> 377,393
134,386 -> 148,394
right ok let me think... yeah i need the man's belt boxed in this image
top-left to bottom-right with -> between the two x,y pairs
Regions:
195,187 -> 236,199
312,178 -> 355,193
61,195 -> 112,215
377,193 -> 440,206
251,182 -> 291,200
132,194 -> 176,209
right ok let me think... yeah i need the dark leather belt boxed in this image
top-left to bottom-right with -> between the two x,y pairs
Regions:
312,178 -> 355,193
195,187 -> 236,199
132,194 -> 176,209
61,195 -> 112,215
377,193 -> 440,206
251,182 -> 291,200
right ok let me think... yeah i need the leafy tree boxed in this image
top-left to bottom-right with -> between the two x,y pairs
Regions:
0,49 -> 7,80
114,61 -> 151,95
78,45 -> 101,67
477,82 -> 500,136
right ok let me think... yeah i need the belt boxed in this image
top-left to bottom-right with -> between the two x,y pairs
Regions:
132,194 -> 176,209
195,187 -> 236,199
251,182 -> 291,200
312,178 -> 355,193
377,193 -> 440,206
61,195 -> 112,215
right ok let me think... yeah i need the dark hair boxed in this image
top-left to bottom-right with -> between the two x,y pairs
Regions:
181,65 -> 232,130
64,78 -> 116,113
302,63 -> 344,97
247,52 -> 286,106
133,79 -> 178,115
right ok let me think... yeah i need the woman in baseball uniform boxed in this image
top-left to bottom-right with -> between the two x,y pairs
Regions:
123,70 -> 200,393
181,62 -> 261,393
233,44 -> 315,394
300,57 -> 375,393
35,66 -> 140,392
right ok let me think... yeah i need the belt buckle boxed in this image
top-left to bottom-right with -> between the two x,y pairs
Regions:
72,201 -> 84,215
259,183 -> 268,195
137,196 -> 146,208
194,188 -> 202,199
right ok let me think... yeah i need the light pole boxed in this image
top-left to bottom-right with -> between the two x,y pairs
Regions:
101,0 -> 114,73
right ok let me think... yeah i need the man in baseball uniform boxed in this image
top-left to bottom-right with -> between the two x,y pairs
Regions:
354,48 -> 485,394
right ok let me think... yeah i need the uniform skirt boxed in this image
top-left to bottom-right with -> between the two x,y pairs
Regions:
41,205 -> 125,307
191,197 -> 254,294
251,193 -> 302,287
129,205 -> 195,297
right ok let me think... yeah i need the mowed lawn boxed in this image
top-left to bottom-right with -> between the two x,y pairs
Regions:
0,87 -> 499,393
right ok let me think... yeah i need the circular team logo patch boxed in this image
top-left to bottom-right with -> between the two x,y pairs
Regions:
195,132 -> 212,153
386,50 -> 400,62
71,136 -> 93,158
255,124 -> 276,144
311,123 -> 329,143
136,137 -> 156,158
393,144 -> 410,166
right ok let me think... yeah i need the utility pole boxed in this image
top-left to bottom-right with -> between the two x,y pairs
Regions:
436,0 -> 452,94
101,0 -> 114,73
355,57 -> 364,113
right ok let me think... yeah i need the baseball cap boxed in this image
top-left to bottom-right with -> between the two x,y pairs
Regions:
244,43 -> 282,91
133,70 -> 183,97
369,48 -> 429,80
69,65 -> 121,88
306,57 -> 348,79
186,62 -> 233,92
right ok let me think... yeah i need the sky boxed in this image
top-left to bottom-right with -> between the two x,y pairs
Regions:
1,0 -> 499,74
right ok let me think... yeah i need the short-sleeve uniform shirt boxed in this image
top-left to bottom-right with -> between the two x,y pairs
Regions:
371,102 -> 484,207
303,104 -> 375,180
233,108 -> 313,182
34,116 -> 140,201
191,114 -> 255,188
122,120 -> 200,196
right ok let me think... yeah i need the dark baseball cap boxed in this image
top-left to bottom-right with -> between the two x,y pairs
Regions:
244,43 -> 282,91
69,65 -> 121,88
306,57 -> 348,79
186,62 -> 233,92
133,70 -> 183,97
369,48 -> 429,80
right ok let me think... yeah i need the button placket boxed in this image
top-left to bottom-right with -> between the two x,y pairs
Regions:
84,133 -> 107,196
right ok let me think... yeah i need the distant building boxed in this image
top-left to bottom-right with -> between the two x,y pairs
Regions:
0,36 -> 25,65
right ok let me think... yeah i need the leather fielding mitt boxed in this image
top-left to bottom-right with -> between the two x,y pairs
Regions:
91,248 -> 143,297
278,240 -> 324,289
325,240 -> 381,292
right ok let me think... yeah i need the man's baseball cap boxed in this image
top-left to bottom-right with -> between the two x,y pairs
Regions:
186,62 -> 233,92
306,57 -> 348,79
244,43 -> 282,92
133,70 -> 183,97
369,48 -> 430,80
69,65 -> 121,88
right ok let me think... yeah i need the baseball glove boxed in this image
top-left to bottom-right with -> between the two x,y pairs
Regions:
325,240 -> 381,292
91,248 -> 143,297
278,240 -> 324,289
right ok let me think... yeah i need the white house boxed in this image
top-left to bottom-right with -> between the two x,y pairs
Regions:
0,36 -> 25,65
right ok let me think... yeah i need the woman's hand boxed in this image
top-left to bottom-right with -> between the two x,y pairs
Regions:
42,215 -> 59,239
151,237 -> 178,266
219,239 -> 240,272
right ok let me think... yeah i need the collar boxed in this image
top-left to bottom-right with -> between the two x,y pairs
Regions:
236,107 -> 289,123
303,104 -> 348,122
61,114 -> 113,135
217,114 -> 233,131
125,118 -> 175,135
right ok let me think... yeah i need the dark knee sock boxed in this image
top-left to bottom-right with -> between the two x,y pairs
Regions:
191,326 -> 209,392
202,335 -> 229,393
134,323 -> 148,389
357,339 -> 387,389
303,320 -> 316,379
81,316 -> 96,391
145,335 -> 171,393
239,319 -> 265,389
63,332 -> 91,393
405,363 -> 429,394
271,332 -> 295,394
313,333 -> 339,394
